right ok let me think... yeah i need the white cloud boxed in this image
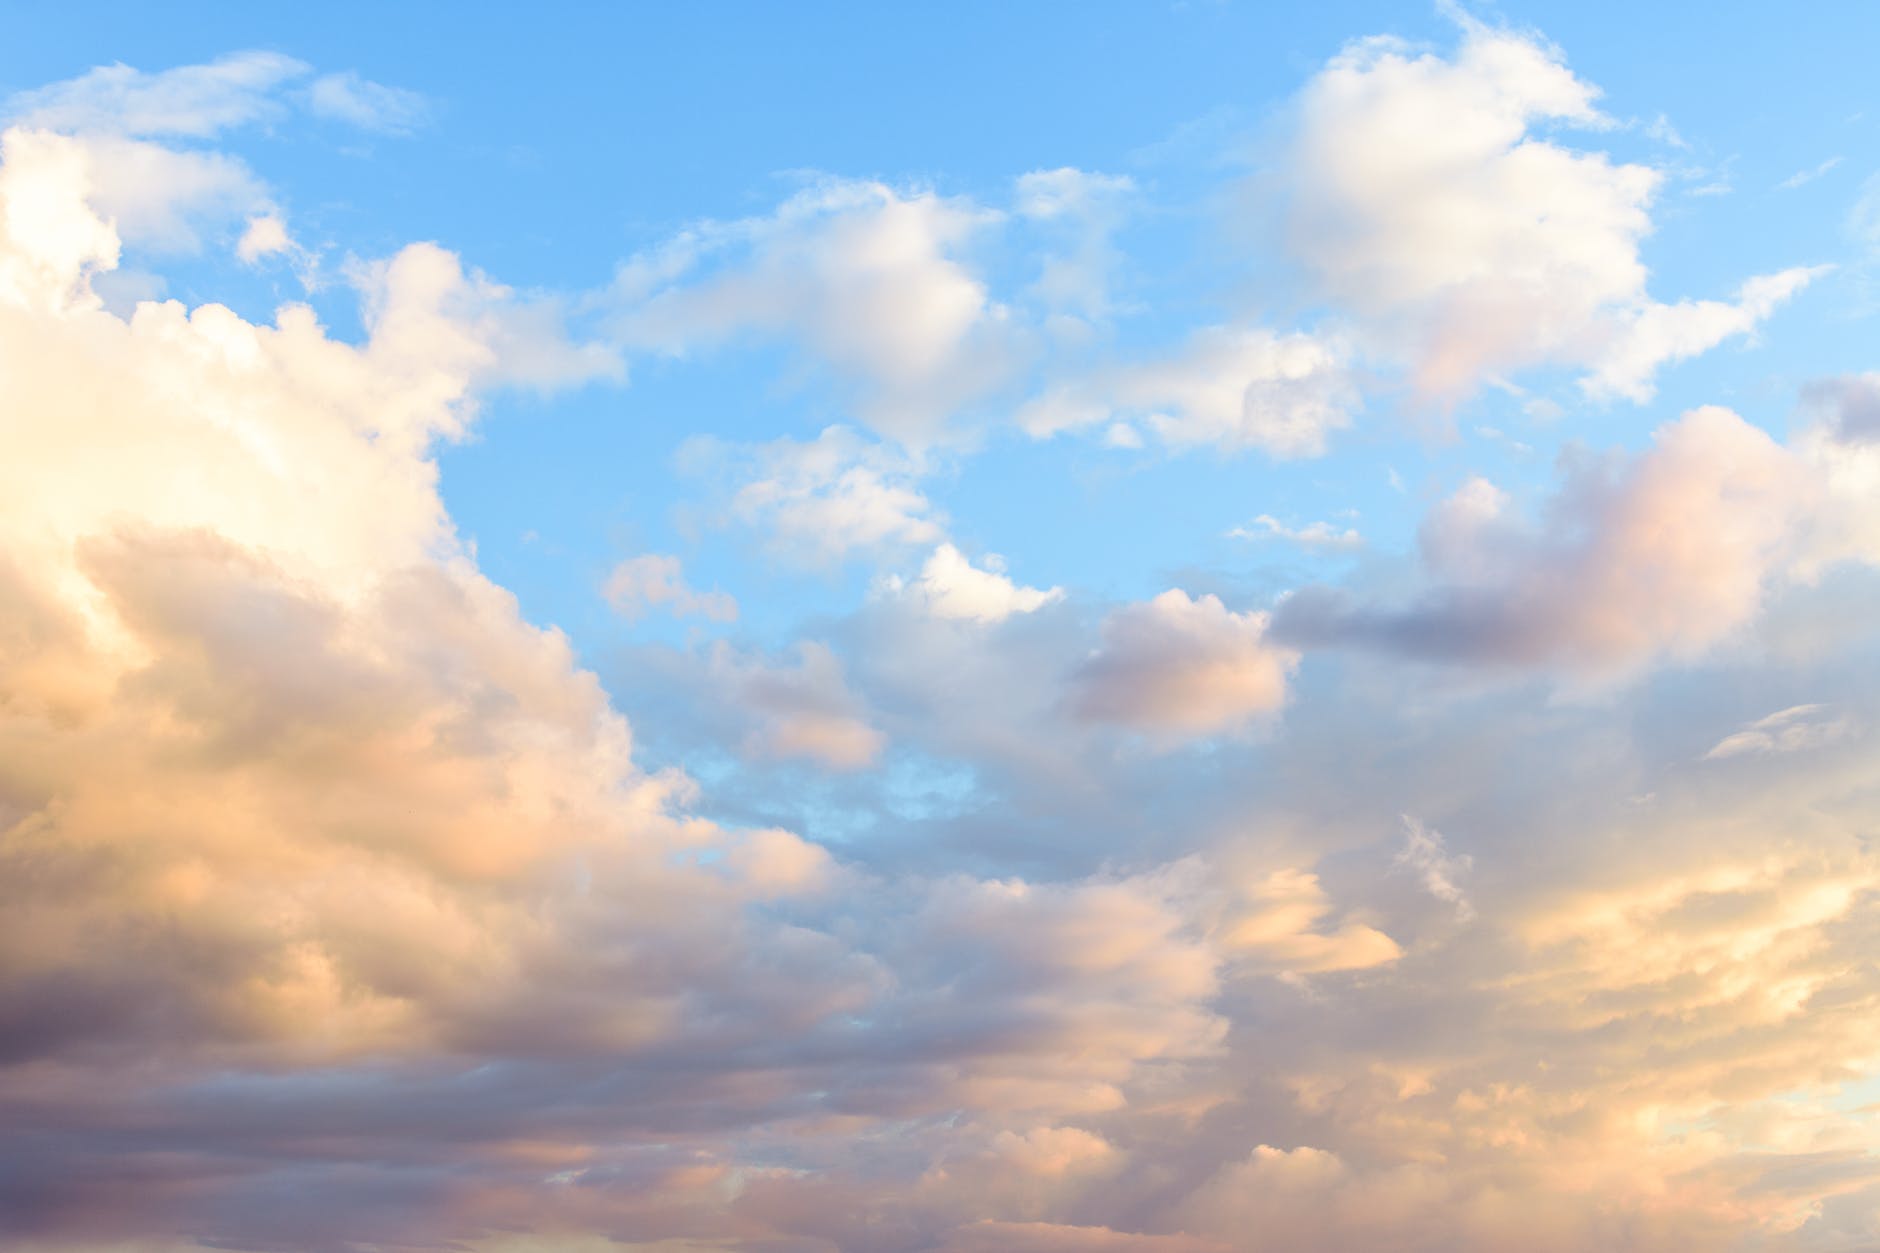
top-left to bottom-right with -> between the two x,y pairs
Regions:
235,212 -> 293,263
897,543 -> 1064,624
1228,514 -> 1363,551
603,554 -> 737,623
709,425 -> 945,564
615,180 -> 1014,441
1280,21 -> 1814,402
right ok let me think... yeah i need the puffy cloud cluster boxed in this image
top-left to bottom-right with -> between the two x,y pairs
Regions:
0,117 -> 1255,1252
10,27 -> 1880,1253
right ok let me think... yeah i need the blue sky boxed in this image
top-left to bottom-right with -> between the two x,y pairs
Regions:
9,4 -> 1880,1250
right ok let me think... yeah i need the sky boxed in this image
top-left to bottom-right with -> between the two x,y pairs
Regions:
5,2 -> 1880,1249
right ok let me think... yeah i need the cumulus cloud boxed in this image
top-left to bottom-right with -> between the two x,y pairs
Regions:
1072,590 -> 1296,737
1274,406 -> 1832,673
3,54 -> 426,262
604,553 -> 738,623
0,117 -> 1246,1251
696,424 -> 945,565
893,543 -> 1064,623
1279,21 -> 1816,403
615,180 -> 1014,441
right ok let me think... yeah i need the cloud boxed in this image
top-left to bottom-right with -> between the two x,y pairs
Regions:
5,51 -> 426,141
1279,21 -> 1814,403
894,543 -> 1064,624
1020,326 -> 1356,457
1228,514 -> 1364,551
1395,815 -> 1474,920
604,553 -> 738,623
1703,703 -> 1856,760
234,212 -> 293,263
1224,869 -> 1402,974
1072,590 -> 1296,736
1273,406 -> 1820,673
1801,373 -> 1880,444
4,51 -> 308,137
305,71 -> 429,133
698,424 -> 945,565
1015,166 -> 1136,322
1777,156 -> 1843,191
615,180 -> 1014,441
709,640 -> 886,770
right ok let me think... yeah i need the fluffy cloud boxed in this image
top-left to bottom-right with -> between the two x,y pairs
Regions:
604,553 -> 738,623
615,180 -> 1014,441
0,117 -> 1244,1252
1072,590 -> 1296,737
1280,22 -> 1817,402
12,33 -> 1880,1253
695,424 -> 946,565
894,543 -> 1064,624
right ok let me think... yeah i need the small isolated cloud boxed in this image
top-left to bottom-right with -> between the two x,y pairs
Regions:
895,543 -> 1063,624
305,71 -> 429,134
1777,156 -> 1843,191
707,425 -> 944,565
235,212 -> 293,263
1704,704 -> 1856,760
1228,514 -> 1363,551
1072,589 -> 1295,737
1021,326 -> 1355,458
604,554 -> 737,623
1395,815 -> 1474,920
